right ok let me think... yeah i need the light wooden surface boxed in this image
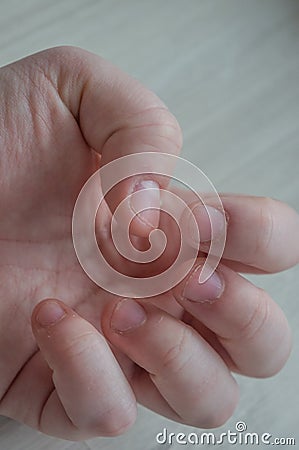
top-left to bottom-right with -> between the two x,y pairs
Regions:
0,0 -> 299,449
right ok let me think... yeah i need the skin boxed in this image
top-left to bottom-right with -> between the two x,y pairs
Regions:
0,46 -> 298,441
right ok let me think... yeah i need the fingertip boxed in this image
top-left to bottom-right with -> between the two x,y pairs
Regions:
128,179 -> 161,237
110,298 -> 147,334
31,298 -> 138,439
32,299 -> 68,330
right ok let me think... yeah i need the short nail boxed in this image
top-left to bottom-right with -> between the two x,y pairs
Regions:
35,300 -> 67,327
130,180 -> 160,229
111,298 -> 147,333
188,205 -> 226,244
183,266 -> 224,303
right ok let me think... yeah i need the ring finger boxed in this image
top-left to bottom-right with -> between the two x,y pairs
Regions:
101,297 -> 239,428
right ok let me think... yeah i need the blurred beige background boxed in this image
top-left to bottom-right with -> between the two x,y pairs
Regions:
0,0 -> 298,449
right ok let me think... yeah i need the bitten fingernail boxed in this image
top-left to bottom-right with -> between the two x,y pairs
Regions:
188,204 -> 227,244
130,180 -> 160,230
35,300 -> 67,327
111,298 -> 147,333
183,266 -> 224,303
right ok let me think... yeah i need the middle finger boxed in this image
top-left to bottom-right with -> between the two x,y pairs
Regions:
173,261 -> 292,378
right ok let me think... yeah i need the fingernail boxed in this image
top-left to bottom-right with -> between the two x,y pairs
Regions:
188,205 -> 226,244
111,298 -> 147,334
130,180 -> 160,230
35,300 -> 67,327
183,266 -> 224,303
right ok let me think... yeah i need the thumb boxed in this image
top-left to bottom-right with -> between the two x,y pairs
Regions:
31,298 -> 136,440
29,46 -> 183,236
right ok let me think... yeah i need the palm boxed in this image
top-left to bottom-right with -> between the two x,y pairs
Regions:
0,65 -> 184,428
0,74 -> 98,414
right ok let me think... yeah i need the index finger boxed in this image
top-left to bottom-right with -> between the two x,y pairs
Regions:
170,190 -> 299,273
214,195 -> 299,272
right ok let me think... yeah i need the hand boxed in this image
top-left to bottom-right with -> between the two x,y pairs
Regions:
0,47 -> 298,441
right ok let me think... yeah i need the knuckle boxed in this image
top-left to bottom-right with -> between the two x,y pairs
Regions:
189,380 -> 239,429
158,326 -> 193,376
132,106 -> 183,151
255,197 -> 274,256
238,287 -> 270,340
200,404 -> 237,429
86,403 -> 136,437
258,321 -> 292,378
58,330 -> 101,362
154,108 -> 182,141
